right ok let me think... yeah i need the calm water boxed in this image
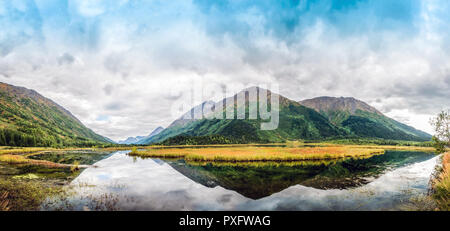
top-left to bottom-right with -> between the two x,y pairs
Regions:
42,150 -> 439,211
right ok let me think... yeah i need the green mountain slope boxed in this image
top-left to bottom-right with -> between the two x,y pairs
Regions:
142,88 -> 347,144
0,82 -> 112,147
299,96 -> 431,141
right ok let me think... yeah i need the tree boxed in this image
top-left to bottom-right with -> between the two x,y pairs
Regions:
430,110 -> 450,153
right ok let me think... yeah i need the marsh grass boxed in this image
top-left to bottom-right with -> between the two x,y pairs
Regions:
0,177 -> 64,211
0,191 -> 9,211
0,147 -> 53,155
344,145 -> 436,152
399,195 -> 438,211
185,155 -> 375,168
70,161 -> 80,172
432,152 -> 450,211
285,140 -> 305,148
0,154 -> 68,168
0,147 -> 108,169
129,146 -> 385,162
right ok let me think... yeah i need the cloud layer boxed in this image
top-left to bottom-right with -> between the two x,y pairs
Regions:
1,0 -> 449,140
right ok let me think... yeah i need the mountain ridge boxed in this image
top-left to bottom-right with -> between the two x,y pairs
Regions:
142,88 -> 431,145
299,96 -> 431,141
0,82 -> 431,146
142,87 -> 348,144
0,82 -> 112,147
300,96 -> 383,118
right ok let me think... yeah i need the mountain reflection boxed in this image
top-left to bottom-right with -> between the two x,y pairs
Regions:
163,151 -> 434,199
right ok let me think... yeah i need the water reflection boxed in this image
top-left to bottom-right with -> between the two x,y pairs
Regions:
164,151 -> 434,199
43,151 -> 438,211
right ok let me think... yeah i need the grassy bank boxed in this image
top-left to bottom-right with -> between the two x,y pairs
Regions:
432,152 -> 449,211
0,147 -> 113,169
0,154 -> 69,168
129,146 -> 385,162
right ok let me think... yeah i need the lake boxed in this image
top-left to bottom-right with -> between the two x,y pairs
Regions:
41,150 -> 439,211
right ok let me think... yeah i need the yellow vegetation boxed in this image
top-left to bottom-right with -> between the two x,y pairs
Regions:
0,154 -> 68,168
343,145 -> 436,152
0,147 -> 52,155
187,155 -> 376,167
432,152 -> 450,211
129,146 -> 385,162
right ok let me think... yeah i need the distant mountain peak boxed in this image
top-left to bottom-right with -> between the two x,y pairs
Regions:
299,96 -> 383,116
148,126 -> 164,137
119,126 -> 165,144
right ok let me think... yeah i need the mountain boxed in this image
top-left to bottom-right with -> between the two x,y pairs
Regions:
299,96 -> 431,141
142,87 -> 347,144
118,136 -> 145,145
142,88 -> 431,145
119,126 -> 165,144
167,101 -> 216,129
300,96 -> 383,123
0,82 -> 112,147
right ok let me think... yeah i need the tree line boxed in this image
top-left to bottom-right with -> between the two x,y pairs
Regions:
0,128 -> 103,148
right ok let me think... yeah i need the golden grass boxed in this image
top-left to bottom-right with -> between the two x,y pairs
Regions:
432,152 -> 450,211
186,155 -> 376,167
0,147 -> 53,155
0,143 -> 435,168
129,146 -> 385,162
0,154 -> 69,168
326,144 -> 435,152
0,147 -> 103,156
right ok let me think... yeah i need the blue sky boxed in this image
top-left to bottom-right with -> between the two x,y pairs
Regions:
1,0 -> 450,140
0,0 -> 426,54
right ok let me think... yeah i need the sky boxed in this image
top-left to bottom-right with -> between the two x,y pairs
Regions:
1,0 -> 450,141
